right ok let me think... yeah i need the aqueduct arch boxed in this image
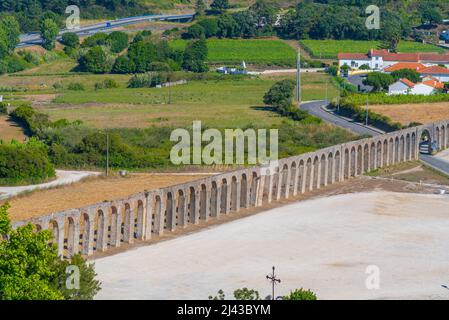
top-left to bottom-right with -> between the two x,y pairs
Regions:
15,120 -> 449,258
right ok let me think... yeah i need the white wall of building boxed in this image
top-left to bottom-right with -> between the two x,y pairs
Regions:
388,81 -> 411,95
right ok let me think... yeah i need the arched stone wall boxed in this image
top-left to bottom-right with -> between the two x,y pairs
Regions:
14,120 -> 449,257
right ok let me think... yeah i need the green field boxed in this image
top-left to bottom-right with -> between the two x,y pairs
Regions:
42,72 -> 337,129
171,39 -> 297,66
300,40 -> 447,59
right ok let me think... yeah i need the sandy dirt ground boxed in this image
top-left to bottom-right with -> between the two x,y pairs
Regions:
369,102 -> 449,125
3,173 -> 206,222
0,116 -> 26,142
94,191 -> 449,300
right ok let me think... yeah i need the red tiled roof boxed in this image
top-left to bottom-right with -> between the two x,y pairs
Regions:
337,53 -> 369,60
420,53 -> 449,63
339,49 -> 449,64
422,79 -> 444,89
384,62 -> 426,72
399,78 -> 416,88
383,52 -> 420,62
419,65 -> 449,75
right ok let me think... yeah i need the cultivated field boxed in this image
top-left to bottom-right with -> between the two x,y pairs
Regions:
369,102 -> 449,126
170,39 -> 297,66
300,40 -> 446,59
3,173 -> 207,221
0,116 -> 26,142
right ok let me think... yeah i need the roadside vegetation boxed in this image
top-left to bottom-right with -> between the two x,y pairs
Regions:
0,203 -> 101,300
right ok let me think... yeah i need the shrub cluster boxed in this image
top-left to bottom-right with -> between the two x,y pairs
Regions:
0,138 -> 55,185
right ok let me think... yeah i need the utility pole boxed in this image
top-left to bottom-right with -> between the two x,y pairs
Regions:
325,78 -> 328,102
266,266 -> 281,300
296,51 -> 301,104
106,132 -> 110,177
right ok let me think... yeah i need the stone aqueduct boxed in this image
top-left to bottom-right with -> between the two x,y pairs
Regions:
12,120 -> 449,258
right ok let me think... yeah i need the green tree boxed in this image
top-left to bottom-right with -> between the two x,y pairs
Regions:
107,31 -> 129,53
283,288 -> 317,300
185,24 -> 206,39
198,18 -> 219,38
234,288 -> 260,300
0,14 -> 20,52
79,46 -> 111,74
363,72 -> 395,92
0,203 -> 101,300
263,79 -> 296,110
112,55 -> 136,74
128,41 -> 158,73
182,39 -> 208,73
0,28 -> 8,60
421,8 -> 443,26
61,32 -> 79,48
40,18 -> 59,50
391,69 -> 421,83
195,0 -> 206,17
211,0 -> 229,11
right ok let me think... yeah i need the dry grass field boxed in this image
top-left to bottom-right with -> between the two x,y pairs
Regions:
369,102 -> 449,125
3,173 -> 207,222
0,116 -> 26,142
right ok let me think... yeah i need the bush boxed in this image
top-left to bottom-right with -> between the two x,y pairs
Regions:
183,24 -> 206,39
61,32 -> 80,48
82,33 -> 109,48
67,82 -> 85,91
107,31 -> 128,53
0,138 -> 55,185
95,79 -> 119,90
0,102 -> 7,114
78,46 -> 112,74
182,40 -> 208,73
128,72 -> 168,88
149,62 -> 171,72
112,55 -> 135,74
283,288 -> 317,300
198,18 -> 219,38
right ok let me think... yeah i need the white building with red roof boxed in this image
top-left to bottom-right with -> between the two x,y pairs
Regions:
338,49 -> 449,71
388,77 -> 444,96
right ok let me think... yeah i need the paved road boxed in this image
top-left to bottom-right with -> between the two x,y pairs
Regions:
18,13 -> 194,47
300,100 -> 382,136
420,154 -> 449,176
301,101 -> 449,176
347,74 -> 373,93
0,170 -> 101,200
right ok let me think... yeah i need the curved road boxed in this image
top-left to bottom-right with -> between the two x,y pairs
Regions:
300,100 -> 382,136
18,13 -> 194,48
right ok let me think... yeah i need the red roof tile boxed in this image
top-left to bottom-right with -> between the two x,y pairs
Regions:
419,65 -> 449,75
384,62 -> 426,72
422,79 -> 444,89
399,78 -> 416,88
337,53 -> 369,60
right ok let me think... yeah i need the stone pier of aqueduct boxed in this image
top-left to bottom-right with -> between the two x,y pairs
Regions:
12,120 -> 449,258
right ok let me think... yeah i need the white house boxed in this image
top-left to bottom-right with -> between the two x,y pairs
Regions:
388,77 -> 443,96
388,78 -> 414,95
338,49 -> 449,71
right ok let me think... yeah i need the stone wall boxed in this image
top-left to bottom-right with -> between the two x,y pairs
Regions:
12,120 -> 449,258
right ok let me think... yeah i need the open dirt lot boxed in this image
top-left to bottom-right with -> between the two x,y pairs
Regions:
0,116 -> 26,142
95,191 -> 449,300
3,173 -> 206,222
369,102 -> 449,125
